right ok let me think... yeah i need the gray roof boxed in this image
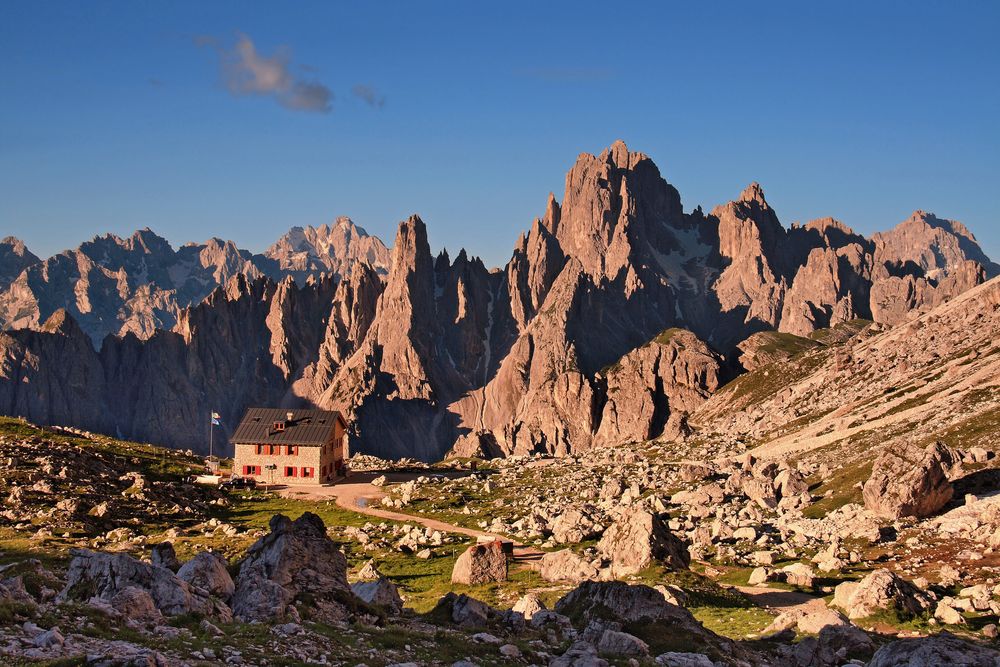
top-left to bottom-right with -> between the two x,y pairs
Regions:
231,408 -> 344,446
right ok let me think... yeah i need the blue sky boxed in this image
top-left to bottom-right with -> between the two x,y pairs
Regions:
1,1 -> 998,267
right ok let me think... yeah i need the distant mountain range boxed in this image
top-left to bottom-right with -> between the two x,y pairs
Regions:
0,141 -> 996,459
0,218 -> 390,344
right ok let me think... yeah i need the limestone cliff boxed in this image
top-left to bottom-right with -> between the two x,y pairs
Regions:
0,142 -> 995,460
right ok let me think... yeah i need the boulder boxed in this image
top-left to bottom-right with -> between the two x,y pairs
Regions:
781,563 -> 816,588
679,464 -> 713,483
551,508 -> 602,544
597,629 -> 649,657
32,627 -> 64,649
596,506 -> 689,575
150,542 -> 180,572
862,442 -> 954,518
655,653 -> 714,667
834,569 -> 932,620
742,478 -> 779,509
351,577 -> 403,613
356,559 -> 383,581
434,592 -> 498,627
790,623 -> 875,667
796,608 -> 849,634
231,513 -> 352,623
109,586 -> 163,624
934,602 -> 966,625
58,549 -> 218,617
512,592 -> 546,620
451,541 -> 507,585
554,581 -> 718,646
177,551 -> 234,599
540,549 -> 600,583
867,632 -> 1000,666
550,640 -> 610,667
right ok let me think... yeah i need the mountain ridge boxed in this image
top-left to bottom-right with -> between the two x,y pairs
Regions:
0,141 -> 995,460
0,219 -> 391,344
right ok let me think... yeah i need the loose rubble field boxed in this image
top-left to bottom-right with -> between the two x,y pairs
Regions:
3,391 -> 1000,667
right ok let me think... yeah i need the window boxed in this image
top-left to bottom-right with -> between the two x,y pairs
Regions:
284,466 -> 297,477
243,465 -> 260,476
269,445 -> 279,455
286,445 -> 298,456
255,444 -> 263,455
301,467 -> 314,478
272,421 -> 285,431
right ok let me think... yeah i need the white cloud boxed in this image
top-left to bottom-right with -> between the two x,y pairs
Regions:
204,33 -> 333,113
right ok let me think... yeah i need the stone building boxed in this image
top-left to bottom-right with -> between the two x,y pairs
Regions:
231,408 -> 347,485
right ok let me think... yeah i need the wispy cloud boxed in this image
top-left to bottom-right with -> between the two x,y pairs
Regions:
198,33 -> 333,113
351,84 -> 386,109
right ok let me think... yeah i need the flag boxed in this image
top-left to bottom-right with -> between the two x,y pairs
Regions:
211,411 -> 221,426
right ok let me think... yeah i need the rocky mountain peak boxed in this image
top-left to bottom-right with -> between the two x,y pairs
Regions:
264,218 -> 391,283
542,192 -> 561,234
558,141 -> 685,280
0,143 -> 996,464
125,228 -> 173,254
739,182 -> 768,206
0,236 -> 39,287
874,211 -> 999,278
40,308 -> 82,336
390,215 -> 431,274
603,139 -> 649,170
1,236 -> 33,255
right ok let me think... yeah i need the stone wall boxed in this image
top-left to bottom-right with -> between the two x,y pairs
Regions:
233,443 -> 338,484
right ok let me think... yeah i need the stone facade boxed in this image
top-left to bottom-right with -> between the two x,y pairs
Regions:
231,410 -> 346,486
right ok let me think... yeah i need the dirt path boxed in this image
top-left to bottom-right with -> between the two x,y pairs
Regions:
279,471 -> 543,560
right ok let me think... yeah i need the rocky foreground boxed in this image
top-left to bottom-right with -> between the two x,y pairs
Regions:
1,413 -> 1000,666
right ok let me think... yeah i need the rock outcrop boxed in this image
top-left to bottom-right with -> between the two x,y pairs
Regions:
594,330 -> 721,446
832,569 -> 933,620
863,443 -> 955,519
554,581 -> 738,658
177,551 -> 235,599
451,541 -> 508,585
597,506 -> 690,575
350,577 -> 403,613
866,632 -> 1000,667
58,549 -> 220,617
231,513 -> 352,623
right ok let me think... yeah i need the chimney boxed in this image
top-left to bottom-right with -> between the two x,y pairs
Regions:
286,411 -> 294,421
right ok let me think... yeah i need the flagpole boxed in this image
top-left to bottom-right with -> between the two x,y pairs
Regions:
209,411 -> 214,460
